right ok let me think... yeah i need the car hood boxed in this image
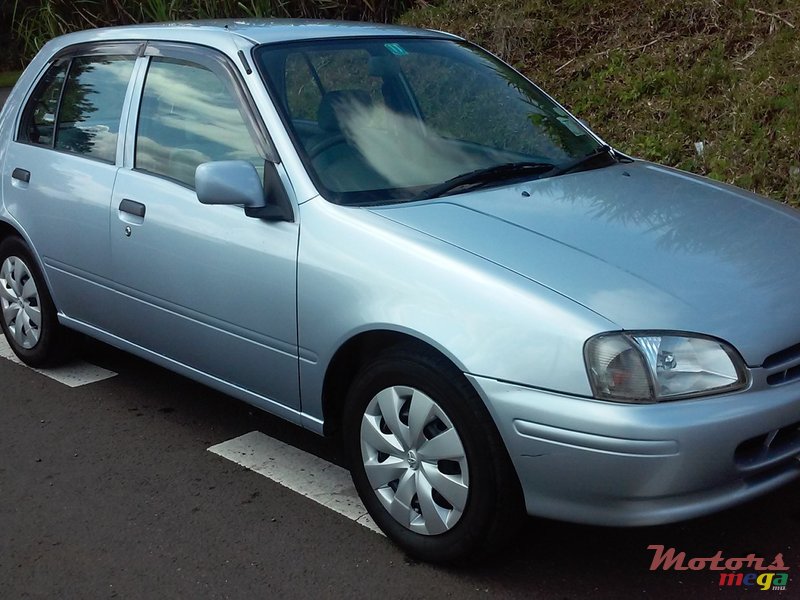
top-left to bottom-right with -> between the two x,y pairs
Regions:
371,161 -> 800,366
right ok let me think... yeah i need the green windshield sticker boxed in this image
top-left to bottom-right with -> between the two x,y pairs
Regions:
384,43 -> 408,56
558,116 -> 587,136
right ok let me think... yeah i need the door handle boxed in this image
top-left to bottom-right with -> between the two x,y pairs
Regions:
12,168 -> 30,183
119,199 -> 146,218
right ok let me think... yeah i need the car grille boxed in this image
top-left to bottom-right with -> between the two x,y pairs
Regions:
763,342 -> 800,386
735,421 -> 800,471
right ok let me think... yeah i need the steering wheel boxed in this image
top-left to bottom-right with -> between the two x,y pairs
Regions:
307,134 -> 349,159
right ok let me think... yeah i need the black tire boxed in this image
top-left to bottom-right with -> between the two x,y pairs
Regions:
0,236 -> 69,367
343,344 -> 523,563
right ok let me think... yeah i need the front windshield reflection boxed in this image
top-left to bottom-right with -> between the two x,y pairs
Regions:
257,38 -> 599,204
319,100 -> 512,191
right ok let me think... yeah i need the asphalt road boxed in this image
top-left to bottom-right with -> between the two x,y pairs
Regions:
2,338 -> 799,599
1,90 -> 798,599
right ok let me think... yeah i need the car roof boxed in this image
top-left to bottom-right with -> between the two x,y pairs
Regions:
48,18 -> 460,48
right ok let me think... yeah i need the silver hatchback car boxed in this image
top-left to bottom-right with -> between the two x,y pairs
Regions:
1,20 -> 799,562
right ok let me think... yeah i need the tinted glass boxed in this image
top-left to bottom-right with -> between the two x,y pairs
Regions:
19,60 -> 69,147
135,58 -> 263,188
400,53 -> 583,158
257,39 -> 600,205
56,56 -> 135,163
284,53 -> 322,121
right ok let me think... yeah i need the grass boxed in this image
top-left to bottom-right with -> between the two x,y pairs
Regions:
401,0 -> 800,206
0,71 -> 22,88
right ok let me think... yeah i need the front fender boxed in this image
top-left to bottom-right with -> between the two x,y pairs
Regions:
296,197 -> 615,422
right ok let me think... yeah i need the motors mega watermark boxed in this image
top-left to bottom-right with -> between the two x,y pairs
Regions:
647,545 -> 790,591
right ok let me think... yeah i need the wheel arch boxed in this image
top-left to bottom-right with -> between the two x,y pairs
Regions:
320,329 -> 470,438
0,219 -> 23,246
0,218 -> 55,303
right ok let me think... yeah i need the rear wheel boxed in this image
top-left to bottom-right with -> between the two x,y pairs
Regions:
0,237 -> 68,366
344,345 -> 522,563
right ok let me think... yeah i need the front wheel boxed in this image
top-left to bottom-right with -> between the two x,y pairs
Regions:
343,345 -> 522,563
0,237 -> 68,366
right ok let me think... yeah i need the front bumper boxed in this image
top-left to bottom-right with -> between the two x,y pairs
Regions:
468,374 -> 800,526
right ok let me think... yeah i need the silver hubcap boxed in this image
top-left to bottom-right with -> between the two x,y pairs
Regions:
360,386 -> 469,535
0,256 -> 42,349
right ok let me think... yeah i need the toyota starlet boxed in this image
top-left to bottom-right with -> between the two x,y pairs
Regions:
1,19 -> 799,562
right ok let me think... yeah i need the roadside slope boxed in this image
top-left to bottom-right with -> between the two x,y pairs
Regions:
402,0 -> 800,206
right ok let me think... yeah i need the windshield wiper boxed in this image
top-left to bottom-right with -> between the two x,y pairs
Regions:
545,144 -> 617,178
417,161 -> 555,200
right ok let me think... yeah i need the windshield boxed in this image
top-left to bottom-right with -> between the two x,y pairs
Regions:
255,38 -> 602,205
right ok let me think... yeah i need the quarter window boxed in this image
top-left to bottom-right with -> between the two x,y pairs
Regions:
135,58 -> 263,188
19,60 -> 69,147
55,55 -> 136,163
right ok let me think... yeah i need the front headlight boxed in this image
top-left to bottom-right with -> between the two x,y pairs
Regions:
584,332 -> 748,403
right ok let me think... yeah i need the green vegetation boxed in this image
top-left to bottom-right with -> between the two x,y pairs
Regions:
4,0 -> 799,205
0,71 -> 22,87
402,0 -> 800,206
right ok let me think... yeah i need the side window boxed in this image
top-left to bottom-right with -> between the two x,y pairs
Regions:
55,55 -> 136,163
135,58 -> 263,188
18,60 -> 69,147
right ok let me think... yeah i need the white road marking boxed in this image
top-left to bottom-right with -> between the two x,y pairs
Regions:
208,430 -> 383,535
0,336 -> 118,387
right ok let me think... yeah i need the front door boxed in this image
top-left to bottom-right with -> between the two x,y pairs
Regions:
109,44 -> 300,410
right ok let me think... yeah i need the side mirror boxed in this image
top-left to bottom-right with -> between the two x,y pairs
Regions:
196,160 -> 265,208
195,160 -> 294,222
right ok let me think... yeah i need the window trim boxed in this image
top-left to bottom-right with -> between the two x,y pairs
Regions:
52,41 -> 145,61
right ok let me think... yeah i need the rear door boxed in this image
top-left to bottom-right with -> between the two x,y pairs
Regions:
2,43 -> 140,325
108,42 -> 300,411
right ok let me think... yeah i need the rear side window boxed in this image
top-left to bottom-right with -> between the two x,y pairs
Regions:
18,60 -> 69,147
135,57 -> 263,188
55,56 -> 136,163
